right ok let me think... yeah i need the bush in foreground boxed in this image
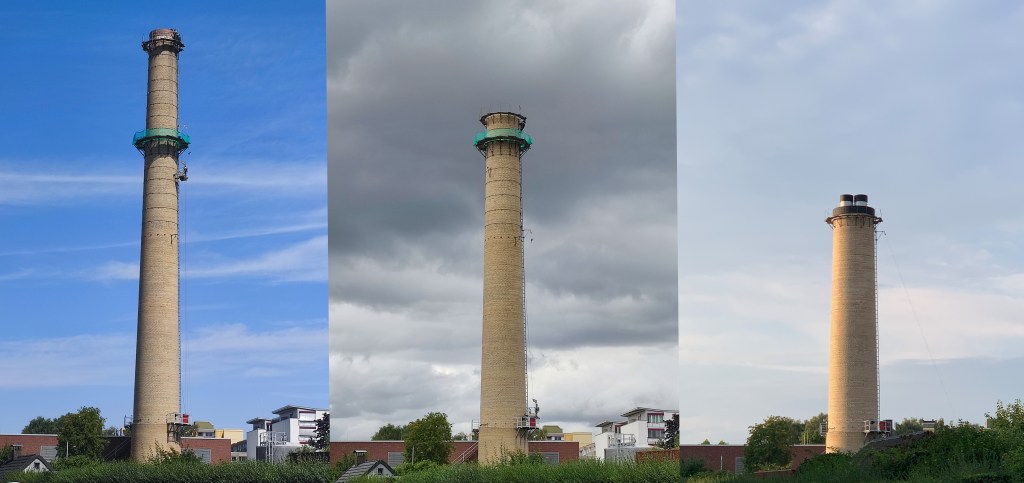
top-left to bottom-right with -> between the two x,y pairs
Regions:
7,461 -> 333,483
350,459 -> 677,483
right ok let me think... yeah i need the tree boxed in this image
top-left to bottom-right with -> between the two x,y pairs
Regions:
801,412 -> 827,444
986,399 -> 1024,432
57,407 -> 107,459
893,417 -> 924,437
403,412 -> 452,465
313,412 -> 330,451
22,416 -> 61,435
452,432 -> 469,441
372,423 -> 406,441
658,414 -> 679,449
286,446 -> 322,464
527,427 -> 548,441
717,440 -> 728,445
700,439 -> 711,445
0,445 -> 16,463
744,416 -> 799,472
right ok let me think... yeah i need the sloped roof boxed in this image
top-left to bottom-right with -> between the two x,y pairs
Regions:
335,460 -> 395,482
0,454 -> 52,477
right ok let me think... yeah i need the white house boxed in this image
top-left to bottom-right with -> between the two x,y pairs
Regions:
244,405 -> 328,462
583,407 -> 678,461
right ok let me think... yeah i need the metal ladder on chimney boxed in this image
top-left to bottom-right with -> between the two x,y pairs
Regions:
519,157 -> 530,411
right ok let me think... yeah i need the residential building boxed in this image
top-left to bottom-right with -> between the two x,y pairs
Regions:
582,407 -> 679,461
244,405 -> 327,462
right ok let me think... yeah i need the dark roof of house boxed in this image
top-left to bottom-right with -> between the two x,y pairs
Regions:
862,431 -> 933,451
0,454 -> 52,476
335,460 -> 395,483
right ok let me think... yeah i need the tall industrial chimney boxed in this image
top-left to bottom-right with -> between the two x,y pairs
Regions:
825,193 -> 882,453
131,28 -> 189,461
474,112 -> 534,464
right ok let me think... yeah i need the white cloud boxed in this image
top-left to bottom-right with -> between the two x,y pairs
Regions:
86,235 -> 327,283
0,334 -> 135,388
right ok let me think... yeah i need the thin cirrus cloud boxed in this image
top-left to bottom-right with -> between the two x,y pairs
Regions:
0,159 -> 323,205
88,235 -> 327,283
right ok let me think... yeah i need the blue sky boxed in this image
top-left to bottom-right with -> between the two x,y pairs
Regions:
0,1 -> 326,433
679,1 -> 1024,444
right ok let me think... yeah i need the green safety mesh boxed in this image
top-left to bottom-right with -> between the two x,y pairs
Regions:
132,128 -> 191,149
473,128 -> 533,149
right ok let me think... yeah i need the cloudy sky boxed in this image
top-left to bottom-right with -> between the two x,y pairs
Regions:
680,1 -> 1024,444
328,0 -> 677,440
0,1 -> 325,433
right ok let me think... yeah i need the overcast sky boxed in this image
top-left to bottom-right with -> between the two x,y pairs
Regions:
680,1 -> 1024,444
0,1 -> 325,434
328,0 -> 677,440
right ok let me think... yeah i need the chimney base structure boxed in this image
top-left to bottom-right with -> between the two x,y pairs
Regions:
474,112 -> 534,464
131,28 -> 188,461
825,194 -> 882,454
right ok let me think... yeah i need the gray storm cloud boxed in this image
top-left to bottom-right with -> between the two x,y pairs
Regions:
327,0 -> 677,439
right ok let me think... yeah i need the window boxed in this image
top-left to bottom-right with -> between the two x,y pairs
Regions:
647,413 -> 664,424
648,429 -> 664,439
387,452 -> 405,467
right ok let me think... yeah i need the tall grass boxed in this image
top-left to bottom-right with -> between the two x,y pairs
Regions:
349,459 -> 678,483
6,461 -> 334,483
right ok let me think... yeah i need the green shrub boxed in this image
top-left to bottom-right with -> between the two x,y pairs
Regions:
352,459 -> 677,483
148,447 -> 204,465
49,455 -> 102,471
395,459 -> 440,474
793,452 -> 862,482
9,460 -> 334,483
681,457 -> 709,477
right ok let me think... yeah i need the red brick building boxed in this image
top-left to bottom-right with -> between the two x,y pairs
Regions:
0,435 -> 58,460
330,440 -> 579,466
0,434 -> 231,464
680,444 -> 825,473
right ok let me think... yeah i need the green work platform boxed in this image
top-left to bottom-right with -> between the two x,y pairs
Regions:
133,128 -> 191,151
473,128 -> 533,153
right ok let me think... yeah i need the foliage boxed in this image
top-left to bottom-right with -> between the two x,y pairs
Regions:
403,412 -> 452,465
22,416 -> 61,435
312,412 -> 330,451
894,417 -> 925,437
700,439 -> 711,445
371,423 -> 406,441
718,440 -> 728,445
681,457 -> 709,477
396,460 -> 440,475
351,459 -> 678,483
50,455 -> 102,471
527,427 -> 548,441
659,414 -> 679,449
1,445 -> 16,463
496,450 -> 545,466
9,461 -> 334,483
286,446 -> 325,464
744,415 -> 798,472
987,399 -> 1024,433
801,412 -> 826,444
148,447 -> 204,465
793,452 -> 860,482
56,407 -> 106,459
452,431 -> 469,441
332,453 -> 357,480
